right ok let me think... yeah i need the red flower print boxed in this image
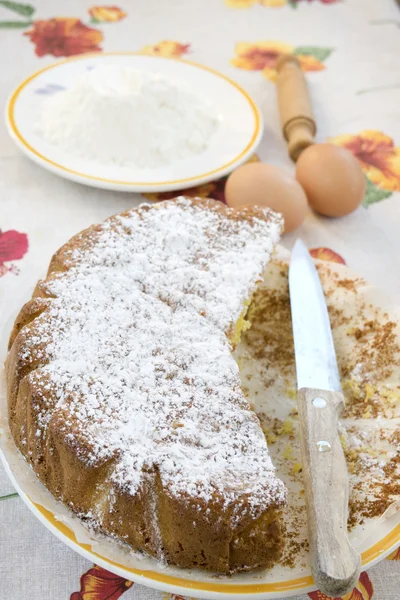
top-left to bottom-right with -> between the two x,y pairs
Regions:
308,571 -> 374,600
309,247 -> 346,265
24,18 -> 103,58
71,565 -> 133,600
0,229 -> 28,278
0,230 -> 28,263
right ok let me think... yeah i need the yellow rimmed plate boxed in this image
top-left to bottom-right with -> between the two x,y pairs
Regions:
1,441 -> 398,600
1,251 -> 399,599
5,53 -> 263,193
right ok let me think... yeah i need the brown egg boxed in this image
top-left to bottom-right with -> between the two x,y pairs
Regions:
296,143 -> 365,217
225,162 -> 308,233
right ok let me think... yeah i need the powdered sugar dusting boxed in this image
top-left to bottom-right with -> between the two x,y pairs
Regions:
21,198 -> 286,519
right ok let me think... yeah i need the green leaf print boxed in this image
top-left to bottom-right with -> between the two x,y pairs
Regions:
0,19 -> 31,27
0,1 -> 35,17
0,492 -> 18,501
294,46 -> 333,62
363,176 -> 392,207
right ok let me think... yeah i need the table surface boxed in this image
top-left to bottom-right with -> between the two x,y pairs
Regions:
1,0 -> 400,599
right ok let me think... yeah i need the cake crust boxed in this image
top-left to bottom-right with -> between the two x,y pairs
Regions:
6,197 -> 286,573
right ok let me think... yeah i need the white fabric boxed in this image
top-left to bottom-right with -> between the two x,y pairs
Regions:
1,0 -> 399,598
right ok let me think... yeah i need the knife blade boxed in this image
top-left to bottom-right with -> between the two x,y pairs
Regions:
288,239 -> 361,598
289,238 -> 342,392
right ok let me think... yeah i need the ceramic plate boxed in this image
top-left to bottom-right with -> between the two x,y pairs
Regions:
5,53 -> 263,193
1,248 -> 399,599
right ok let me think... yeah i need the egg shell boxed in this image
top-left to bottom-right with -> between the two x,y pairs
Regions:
225,162 -> 308,233
296,143 -> 366,217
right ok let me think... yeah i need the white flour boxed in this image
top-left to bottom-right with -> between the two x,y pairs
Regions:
37,66 -> 219,168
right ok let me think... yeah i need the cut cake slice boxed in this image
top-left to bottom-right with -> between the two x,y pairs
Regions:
6,197 -> 286,573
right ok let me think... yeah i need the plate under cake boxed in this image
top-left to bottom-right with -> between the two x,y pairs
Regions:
5,197 -> 286,573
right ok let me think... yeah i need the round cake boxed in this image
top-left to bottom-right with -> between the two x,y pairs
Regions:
6,197 -> 286,573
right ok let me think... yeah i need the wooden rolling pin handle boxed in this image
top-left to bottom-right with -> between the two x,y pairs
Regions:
276,54 -> 317,162
285,118 -> 316,162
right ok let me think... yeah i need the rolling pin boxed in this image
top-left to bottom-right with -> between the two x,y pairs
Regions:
276,54 -> 317,162
275,54 -> 366,217
225,53 -> 365,222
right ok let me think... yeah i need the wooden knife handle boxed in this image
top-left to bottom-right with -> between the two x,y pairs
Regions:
297,388 -> 361,597
276,54 -> 316,162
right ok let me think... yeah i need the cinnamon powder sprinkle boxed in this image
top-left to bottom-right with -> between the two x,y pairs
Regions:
246,282 -> 295,379
238,258 -> 400,567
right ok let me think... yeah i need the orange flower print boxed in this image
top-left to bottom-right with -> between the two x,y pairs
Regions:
225,0 -> 339,6
309,247 -> 346,265
226,0 -> 286,7
143,155 -> 260,203
70,565 -> 133,600
231,42 -> 330,81
297,54 -> 326,73
139,40 -> 190,58
24,18 -> 103,57
89,6 -> 127,23
308,571 -> 374,600
330,130 -> 400,192
387,545 -> 400,560
226,0 -> 258,6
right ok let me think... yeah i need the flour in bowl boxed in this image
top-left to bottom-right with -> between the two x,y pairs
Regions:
37,66 -> 219,168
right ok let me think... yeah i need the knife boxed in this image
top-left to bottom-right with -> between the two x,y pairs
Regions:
288,239 -> 361,597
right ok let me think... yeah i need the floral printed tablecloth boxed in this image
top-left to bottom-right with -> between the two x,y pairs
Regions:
1,0 -> 400,598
